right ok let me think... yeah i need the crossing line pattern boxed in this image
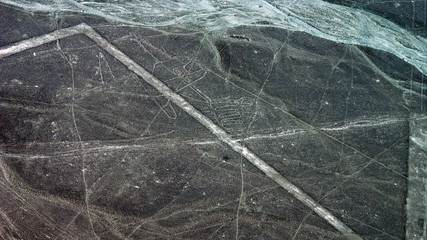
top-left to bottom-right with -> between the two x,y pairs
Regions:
0,23 -> 362,240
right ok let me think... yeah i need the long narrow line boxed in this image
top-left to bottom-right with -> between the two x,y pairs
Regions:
0,24 -> 84,59
0,23 -> 362,239
81,24 -> 362,239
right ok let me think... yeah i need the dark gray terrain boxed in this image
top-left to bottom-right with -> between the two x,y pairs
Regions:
0,1 -> 426,240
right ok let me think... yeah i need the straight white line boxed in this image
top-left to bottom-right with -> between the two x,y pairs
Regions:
0,23 -> 362,240
320,118 -> 407,131
0,25 -> 84,59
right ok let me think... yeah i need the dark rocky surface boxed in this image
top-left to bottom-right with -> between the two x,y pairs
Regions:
0,2 -> 425,240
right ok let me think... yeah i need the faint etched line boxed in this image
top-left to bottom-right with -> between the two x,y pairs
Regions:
56,40 -> 100,240
0,23 -> 362,240
319,117 -> 408,131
